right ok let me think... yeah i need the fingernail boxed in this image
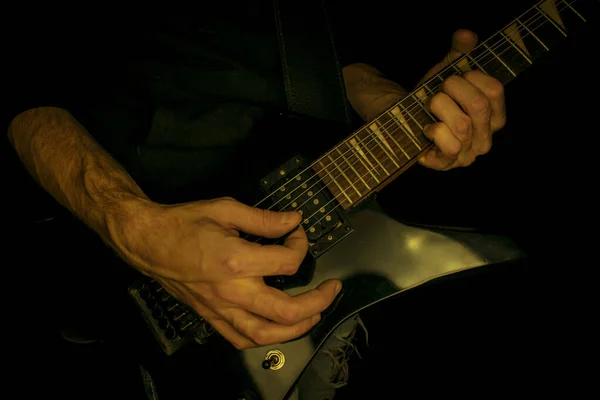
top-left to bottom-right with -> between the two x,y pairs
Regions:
334,281 -> 342,295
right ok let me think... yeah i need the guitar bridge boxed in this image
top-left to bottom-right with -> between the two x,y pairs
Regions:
259,155 -> 353,258
128,277 -> 215,356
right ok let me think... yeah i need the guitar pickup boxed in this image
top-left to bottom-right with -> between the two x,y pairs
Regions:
259,155 -> 353,258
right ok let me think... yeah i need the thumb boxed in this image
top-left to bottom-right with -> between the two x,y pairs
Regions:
217,199 -> 302,238
420,29 -> 479,83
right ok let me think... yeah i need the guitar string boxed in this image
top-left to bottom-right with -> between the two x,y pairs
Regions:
263,0 -> 579,246
246,0 -> 575,219
247,0 -> 572,212
245,0 -> 574,243
241,0 -> 575,242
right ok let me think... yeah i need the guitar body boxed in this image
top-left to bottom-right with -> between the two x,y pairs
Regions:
131,195 -> 525,399
238,201 -> 525,400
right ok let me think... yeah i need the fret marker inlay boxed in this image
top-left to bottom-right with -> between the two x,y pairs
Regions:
540,0 -> 566,29
457,57 -> 472,72
348,138 -> 380,181
390,106 -> 422,150
503,22 -> 531,57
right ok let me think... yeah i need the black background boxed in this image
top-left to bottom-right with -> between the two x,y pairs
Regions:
3,1 -> 598,398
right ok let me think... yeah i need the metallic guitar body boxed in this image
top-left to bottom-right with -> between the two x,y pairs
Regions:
240,201 -> 526,400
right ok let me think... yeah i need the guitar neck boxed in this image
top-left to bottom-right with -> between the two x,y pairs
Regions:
312,0 -> 594,211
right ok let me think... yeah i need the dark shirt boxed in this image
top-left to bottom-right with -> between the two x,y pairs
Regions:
6,4 -> 365,197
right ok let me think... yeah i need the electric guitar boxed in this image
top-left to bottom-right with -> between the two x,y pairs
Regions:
127,1 -> 597,398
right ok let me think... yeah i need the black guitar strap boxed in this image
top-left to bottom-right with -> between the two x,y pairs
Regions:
272,0 -> 352,125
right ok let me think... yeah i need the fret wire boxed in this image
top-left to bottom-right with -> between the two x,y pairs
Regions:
335,147 -> 367,193
482,42 -> 517,77
317,160 -> 354,205
345,140 -> 380,184
326,155 -> 361,198
389,107 -> 423,150
355,132 -> 390,176
411,92 -> 437,122
466,53 -> 489,73
330,0 -> 584,205
423,83 -> 435,96
563,1 -> 586,22
368,122 -> 401,168
335,147 -> 371,190
383,111 -> 412,159
272,0 -> 586,216
500,31 -> 532,64
535,5 -> 567,36
398,101 -> 425,130
517,17 -> 549,50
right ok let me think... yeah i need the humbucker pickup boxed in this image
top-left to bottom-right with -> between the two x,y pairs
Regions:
259,155 -> 353,258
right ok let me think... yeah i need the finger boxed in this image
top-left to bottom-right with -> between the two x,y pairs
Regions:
210,198 -> 302,238
462,71 -> 506,134
222,226 -> 308,277
442,75 -> 492,155
217,278 -> 342,325
224,307 -> 321,346
193,302 -> 257,350
422,123 -> 461,160
420,29 -> 479,82
450,29 -> 479,54
427,91 -> 473,147
419,147 -> 456,171
172,281 -> 257,349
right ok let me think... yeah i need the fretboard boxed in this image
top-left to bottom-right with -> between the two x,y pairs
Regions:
313,0 -> 594,211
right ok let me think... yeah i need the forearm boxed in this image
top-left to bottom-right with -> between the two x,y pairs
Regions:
342,63 -> 408,122
7,106 -> 149,248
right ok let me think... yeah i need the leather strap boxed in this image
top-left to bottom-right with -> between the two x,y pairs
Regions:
273,0 -> 352,124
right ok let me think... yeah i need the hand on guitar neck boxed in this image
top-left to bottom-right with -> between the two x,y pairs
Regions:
343,29 -> 507,171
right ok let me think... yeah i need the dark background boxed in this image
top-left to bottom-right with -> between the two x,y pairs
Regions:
3,1 -> 597,398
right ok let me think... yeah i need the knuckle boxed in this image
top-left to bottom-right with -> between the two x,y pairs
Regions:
218,196 -> 237,205
280,261 -> 300,275
446,144 -> 461,158
454,115 -> 472,137
485,79 -> 505,101
475,140 -> 492,155
213,284 -> 234,301
222,256 -> 243,276
249,325 -> 272,346
492,115 -> 507,132
470,95 -> 491,116
458,155 -> 474,167
279,304 -> 301,324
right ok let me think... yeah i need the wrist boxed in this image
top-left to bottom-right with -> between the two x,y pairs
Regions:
103,195 -> 157,263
